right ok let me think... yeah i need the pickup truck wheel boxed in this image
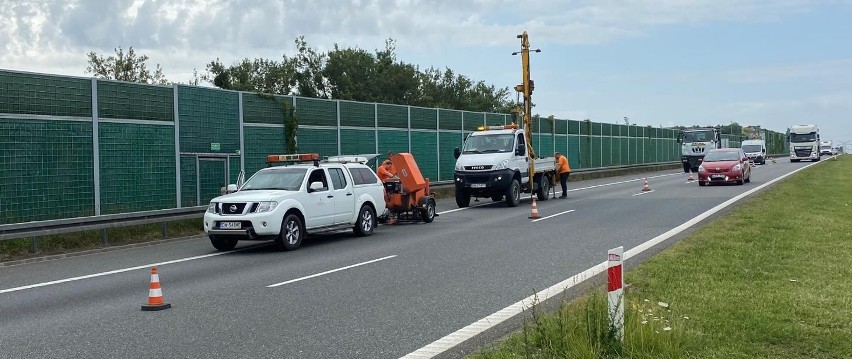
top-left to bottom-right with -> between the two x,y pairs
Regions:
455,189 -> 471,208
536,175 -> 551,201
209,235 -> 237,251
505,179 -> 520,207
421,199 -> 436,223
275,214 -> 303,251
354,205 -> 375,236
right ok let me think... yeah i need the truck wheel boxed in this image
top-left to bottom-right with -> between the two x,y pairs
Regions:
536,174 -> 551,201
275,214 -> 304,251
421,199 -> 436,223
505,179 -> 520,207
209,235 -> 237,251
682,163 -> 690,173
455,189 -> 471,208
354,205 -> 376,236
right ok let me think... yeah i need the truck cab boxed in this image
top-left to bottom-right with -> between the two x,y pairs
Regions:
788,124 -> 820,162
453,124 -> 556,208
740,139 -> 767,165
678,128 -> 722,173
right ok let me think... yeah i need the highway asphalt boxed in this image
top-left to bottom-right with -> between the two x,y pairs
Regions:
0,159 -> 813,358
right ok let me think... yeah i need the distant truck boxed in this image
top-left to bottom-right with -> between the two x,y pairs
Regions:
740,139 -> 767,165
453,124 -> 557,207
820,140 -> 833,156
788,124 -> 821,162
678,127 -> 722,173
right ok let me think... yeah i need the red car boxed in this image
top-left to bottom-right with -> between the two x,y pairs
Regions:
697,148 -> 752,186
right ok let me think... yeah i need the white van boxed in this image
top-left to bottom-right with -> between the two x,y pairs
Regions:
740,139 -> 767,165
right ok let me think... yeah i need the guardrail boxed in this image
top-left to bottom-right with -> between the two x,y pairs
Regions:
0,206 -> 207,251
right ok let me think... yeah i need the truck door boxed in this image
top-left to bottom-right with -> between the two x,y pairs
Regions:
327,167 -> 352,224
305,168 -> 335,227
514,133 -> 529,183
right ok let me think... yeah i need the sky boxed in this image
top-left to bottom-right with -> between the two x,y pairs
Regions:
2,0 -> 851,149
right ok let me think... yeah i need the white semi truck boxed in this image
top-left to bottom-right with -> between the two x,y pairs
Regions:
788,124 -> 821,162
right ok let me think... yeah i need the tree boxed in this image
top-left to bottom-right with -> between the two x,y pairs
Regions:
85,46 -> 169,85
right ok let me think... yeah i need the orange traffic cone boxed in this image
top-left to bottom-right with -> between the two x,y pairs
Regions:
528,198 -> 541,219
642,178 -> 651,192
142,266 -> 171,311
687,171 -> 694,182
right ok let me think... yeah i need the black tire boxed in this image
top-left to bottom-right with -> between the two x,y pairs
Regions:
491,195 -> 503,202
682,162 -> 690,173
505,179 -> 520,207
745,173 -> 751,183
421,199 -> 436,223
275,214 -> 304,251
354,205 -> 376,236
455,189 -> 471,208
209,235 -> 237,251
536,174 -> 551,201
736,178 -> 744,185
698,181 -> 706,187
791,159 -> 799,163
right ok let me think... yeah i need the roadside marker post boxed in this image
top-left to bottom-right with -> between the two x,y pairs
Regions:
608,246 -> 624,342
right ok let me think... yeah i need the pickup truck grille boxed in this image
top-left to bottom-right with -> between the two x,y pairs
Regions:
221,203 -> 247,215
466,175 -> 490,183
464,165 -> 493,170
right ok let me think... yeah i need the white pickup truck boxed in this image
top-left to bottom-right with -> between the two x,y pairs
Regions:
453,124 -> 557,207
203,154 -> 386,251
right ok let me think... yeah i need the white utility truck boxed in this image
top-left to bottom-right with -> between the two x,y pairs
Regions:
203,153 -> 386,251
820,140 -> 833,156
678,127 -> 722,173
453,124 -> 557,208
788,124 -> 821,162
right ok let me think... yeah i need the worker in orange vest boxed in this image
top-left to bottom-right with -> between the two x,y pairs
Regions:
555,152 -> 571,198
377,159 -> 397,182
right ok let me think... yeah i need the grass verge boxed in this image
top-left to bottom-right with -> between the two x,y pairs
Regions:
470,156 -> 852,358
0,218 -> 204,263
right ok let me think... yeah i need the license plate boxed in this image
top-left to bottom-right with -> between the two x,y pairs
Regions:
470,183 -> 486,188
219,222 -> 241,229
711,174 -> 725,180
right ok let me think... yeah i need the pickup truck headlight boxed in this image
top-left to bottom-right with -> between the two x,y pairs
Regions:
255,201 -> 278,213
207,202 -> 217,213
455,162 -> 463,171
494,159 -> 509,170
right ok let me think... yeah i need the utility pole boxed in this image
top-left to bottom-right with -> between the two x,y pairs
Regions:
512,31 -> 540,190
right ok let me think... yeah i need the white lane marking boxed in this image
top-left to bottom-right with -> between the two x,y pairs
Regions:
0,249 -> 244,295
402,161 -> 821,358
267,255 -> 396,288
632,190 -> 655,196
531,210 -> 575,222
438,172 -> 682,215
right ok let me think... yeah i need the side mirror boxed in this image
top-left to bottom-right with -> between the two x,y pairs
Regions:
677,137 -> 682,144
309,181 -> 324,192
226,184 -> 238,193
454,147 -> 461,159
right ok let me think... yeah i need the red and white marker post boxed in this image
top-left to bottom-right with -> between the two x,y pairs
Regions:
607,246 -> 624,342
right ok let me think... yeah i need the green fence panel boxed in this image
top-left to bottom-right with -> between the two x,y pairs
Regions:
485,113 -> 506,127
178,86 -> 239,154
0,119 -> 94,224
567,120 -> 582,135
377,104 -> 407,128
539,133 -> 555,159
411,131 -> 438,181
410,107 -> 437,130
377,129 -> 409,160
591,137 -> 602,168
97,81 -> 172,121
243,94 -> 294,125
462,111 -> 484,132
180,157 -> 198,207
0,71 -> 91,118
439,109 -> 463,131
229,157 -> 241,186
438,131 -> 462,181
243,126 -> 286,176
601,137 -> 612,167
297,97 -> 337,127
555,119 -> 567,135
298,127 -> 338,157
554,134 -> 568,156
199,159 -> 227,205
340,128 -> 377,167
340,101 -> 375,128
567,136 -> 581,170
99,122 -> 176,214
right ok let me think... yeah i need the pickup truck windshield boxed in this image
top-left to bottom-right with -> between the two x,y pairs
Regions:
241,168 -> 307,191
462,134 -> 514,154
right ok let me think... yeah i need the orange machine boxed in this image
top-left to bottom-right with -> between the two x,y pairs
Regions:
380,153 -> 437,224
